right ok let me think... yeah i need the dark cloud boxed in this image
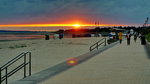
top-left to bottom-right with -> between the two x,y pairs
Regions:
0,0 -> 150,25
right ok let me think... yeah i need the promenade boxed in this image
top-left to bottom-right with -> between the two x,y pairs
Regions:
39,37 -> 150,84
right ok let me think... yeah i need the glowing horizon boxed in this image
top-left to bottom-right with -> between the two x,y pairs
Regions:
0,23 -> 127,27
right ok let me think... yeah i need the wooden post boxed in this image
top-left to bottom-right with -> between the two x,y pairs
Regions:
24,54 -> 26,78
29,52 -> 31,76
6,67 -> 8,84
0,68 -> 1,84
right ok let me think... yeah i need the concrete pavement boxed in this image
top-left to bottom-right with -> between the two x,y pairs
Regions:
39,37 -> 150,84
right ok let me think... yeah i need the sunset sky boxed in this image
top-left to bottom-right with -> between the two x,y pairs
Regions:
0,0 -> 150,28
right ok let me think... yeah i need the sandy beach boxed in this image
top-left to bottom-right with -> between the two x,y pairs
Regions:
0,37 -> 104,83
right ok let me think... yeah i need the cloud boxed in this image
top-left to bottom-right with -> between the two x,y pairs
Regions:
0,0 -> 150,25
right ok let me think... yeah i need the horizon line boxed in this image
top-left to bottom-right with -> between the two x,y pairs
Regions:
0,23 -> 130,27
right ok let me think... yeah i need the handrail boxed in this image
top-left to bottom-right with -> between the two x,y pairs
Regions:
90,38 -> 106,51
0,52 -> 25,70
0,52 -> 31,84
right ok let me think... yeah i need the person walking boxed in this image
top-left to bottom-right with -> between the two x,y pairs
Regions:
126,32 -> 131,45
118,32 -> 123,44
140,33 -> 146,45
134,33 -> 137,42
119,36 -> 122,44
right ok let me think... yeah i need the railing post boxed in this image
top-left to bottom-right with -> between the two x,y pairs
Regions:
24,54 -> 26,78
90,47 -> 92,52
29,52 -> 31,76
96,43 -> 98,50
5,67 -> 8,84
0,68 -> 1,84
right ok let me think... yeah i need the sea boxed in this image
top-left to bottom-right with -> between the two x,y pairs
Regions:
0,34 -> 45,41
0,26 -> 95,41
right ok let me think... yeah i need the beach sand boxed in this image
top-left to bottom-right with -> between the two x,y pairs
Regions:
0,37 -> 104,83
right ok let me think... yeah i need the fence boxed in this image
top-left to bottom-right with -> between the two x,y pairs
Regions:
0,52 -> 31,84
90,38 -> 107,51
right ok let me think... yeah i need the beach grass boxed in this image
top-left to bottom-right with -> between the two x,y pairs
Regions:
9,44 -> 27,49
146,33 -> 150,42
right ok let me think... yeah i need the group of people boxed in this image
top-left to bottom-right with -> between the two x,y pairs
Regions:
119,31 -> 146,45
45,33 -> 64,40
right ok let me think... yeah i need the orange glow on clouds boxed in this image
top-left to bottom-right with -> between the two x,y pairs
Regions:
0,24 -> 127,27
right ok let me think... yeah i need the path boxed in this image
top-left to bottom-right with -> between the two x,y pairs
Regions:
39,37 -> 150,84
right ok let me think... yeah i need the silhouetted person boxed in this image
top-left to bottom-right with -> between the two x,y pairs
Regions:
45,35 -> 49,40
118,32 -> 123,44
59,33 -> 63,39
119,36 -> 122,44
134,34 -> 137,42
140,34 -> 146,45
126,33 -> 131,45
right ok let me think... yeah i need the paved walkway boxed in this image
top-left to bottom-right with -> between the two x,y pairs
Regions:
39,37 -> 150,84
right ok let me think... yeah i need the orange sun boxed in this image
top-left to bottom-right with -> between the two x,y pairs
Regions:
73,24 -> 81,28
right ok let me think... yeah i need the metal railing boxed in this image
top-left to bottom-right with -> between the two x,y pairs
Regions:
0,52 -> 31,84
90,38 -> 107,51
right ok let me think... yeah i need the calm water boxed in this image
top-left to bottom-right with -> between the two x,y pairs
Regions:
0,34 -> 45,41
0,26 -> 96,41
0,26 -> 95,31
0,33 -> 93,41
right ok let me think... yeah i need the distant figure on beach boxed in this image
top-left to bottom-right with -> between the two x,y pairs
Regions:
134,33 -> 137,42
45,34 -> 49,40
59,33 -> 63,39
140,33 -> 146,45
126,32 -> 131,45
